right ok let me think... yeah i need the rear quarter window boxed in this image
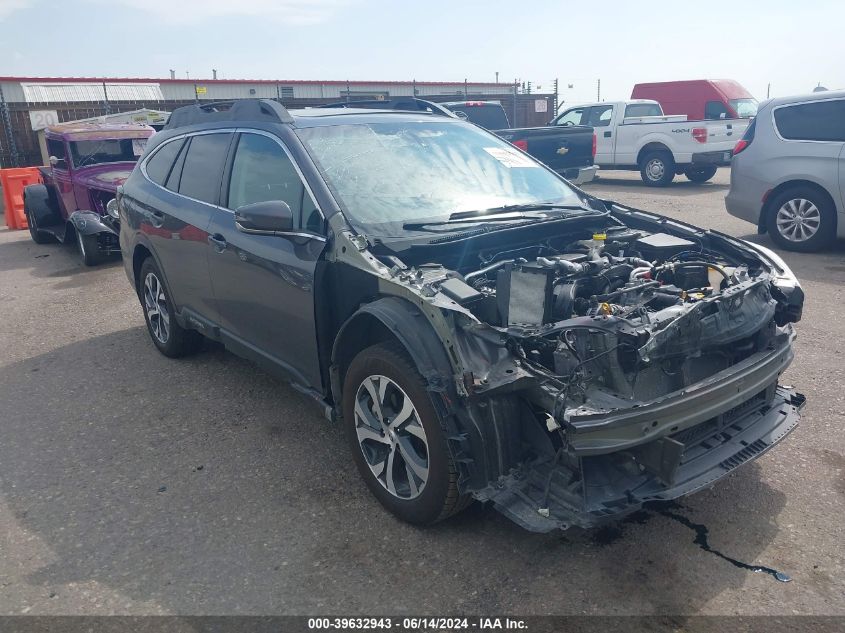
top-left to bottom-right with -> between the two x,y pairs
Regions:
624,103 -> 662,117
144,138 -> 184,186
449,104 -> 510,130
774,100 -> 845,142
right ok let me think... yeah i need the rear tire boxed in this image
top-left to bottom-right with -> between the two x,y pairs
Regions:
684,165 -> 718,183
138,257 -> 204,357
342,342 -> 469,525
75,229 -> 104,266
639,150 -> 676,187
765,186 -> 835,252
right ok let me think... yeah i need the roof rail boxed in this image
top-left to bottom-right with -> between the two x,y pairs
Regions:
315,97 -> 458,119
163,99 -> 294,130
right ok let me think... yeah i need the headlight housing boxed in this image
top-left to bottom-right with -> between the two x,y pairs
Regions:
106,198 -> 119,219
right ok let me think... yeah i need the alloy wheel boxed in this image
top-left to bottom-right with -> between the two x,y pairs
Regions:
353,374 -> 429,500
776,198 -> 821,243
143,272 -> 171,344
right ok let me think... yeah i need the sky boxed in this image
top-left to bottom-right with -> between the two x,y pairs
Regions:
1,0 -> 842,104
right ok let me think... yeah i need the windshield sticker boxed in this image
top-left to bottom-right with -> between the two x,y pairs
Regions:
483,146 -> 537,168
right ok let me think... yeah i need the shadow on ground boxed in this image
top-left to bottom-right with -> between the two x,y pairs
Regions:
0,328 -> 792,614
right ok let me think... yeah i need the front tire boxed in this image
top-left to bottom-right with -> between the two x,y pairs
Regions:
342,342 -> 469,525
138,257 -> 203,357
639,150 -> 676,187
765,187 -> 835,252
684,165 -> 718,183
75,229 -> 104,266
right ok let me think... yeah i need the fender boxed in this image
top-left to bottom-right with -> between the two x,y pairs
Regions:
69,210 -> 117,237
23,184 -> 62,227
332,296 -> 456,397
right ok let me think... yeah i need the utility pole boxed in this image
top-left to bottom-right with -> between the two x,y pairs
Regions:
495,71 -> 499,84
0,82 -> 20,167
553,78 -> 559,114
194,83 -> 199,104
512,81 -> 518,128
464,78 -> 468,97
597,78 -> 601,102
767,83 -> 771,98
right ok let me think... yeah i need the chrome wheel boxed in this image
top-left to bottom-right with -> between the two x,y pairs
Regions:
776,198 -> 821,243
353,374 -> 429,500
645,158 -> 665,181
143,272 -> 170,344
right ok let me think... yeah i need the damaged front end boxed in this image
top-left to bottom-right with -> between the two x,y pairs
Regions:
362,204 -> 805,532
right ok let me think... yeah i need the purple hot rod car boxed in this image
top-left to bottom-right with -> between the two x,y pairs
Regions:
23,122 -> 154,265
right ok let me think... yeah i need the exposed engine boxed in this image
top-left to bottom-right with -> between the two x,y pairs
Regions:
439,224 -> 786,406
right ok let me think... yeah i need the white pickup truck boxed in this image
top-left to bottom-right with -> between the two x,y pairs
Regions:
551,99 -> 749,186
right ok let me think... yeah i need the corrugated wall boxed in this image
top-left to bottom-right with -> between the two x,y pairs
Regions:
0,78 -> 555,167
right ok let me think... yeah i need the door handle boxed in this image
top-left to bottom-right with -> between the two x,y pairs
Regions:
208,233 -> 228,252
603,131 -> 612,138
149,210 -> 165,227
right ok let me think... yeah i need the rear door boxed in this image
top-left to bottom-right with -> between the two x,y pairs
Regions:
585,104 -> 615,163
139,131 -> 232,323
206,130 -> 326,389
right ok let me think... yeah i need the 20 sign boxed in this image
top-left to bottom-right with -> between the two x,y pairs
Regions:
29,110 -> 59,131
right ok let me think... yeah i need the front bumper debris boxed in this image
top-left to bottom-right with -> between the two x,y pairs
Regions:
474,386 -> 804,532
563,165 -> 599,185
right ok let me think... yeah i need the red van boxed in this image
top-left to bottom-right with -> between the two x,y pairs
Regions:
631,79 -> 758,121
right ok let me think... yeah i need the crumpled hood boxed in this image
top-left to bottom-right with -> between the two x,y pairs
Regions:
74,163 -> 135,192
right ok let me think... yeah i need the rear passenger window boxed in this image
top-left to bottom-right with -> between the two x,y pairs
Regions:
145,138 -> 183,186
227,133 -> 321,230
705,101 -> 729,120
774,100 -> 845,142
178,133 -> 233,204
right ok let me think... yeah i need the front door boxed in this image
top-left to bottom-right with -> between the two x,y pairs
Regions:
46,137 -> 74,217
207,130 -> 326,389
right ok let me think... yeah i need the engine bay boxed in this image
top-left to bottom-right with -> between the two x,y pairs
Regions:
427,221 -> 791,408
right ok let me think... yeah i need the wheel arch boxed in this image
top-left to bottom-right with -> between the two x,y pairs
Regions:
330,296 -> 456,409
636,142 -> 673,166
759,179 -> 838,234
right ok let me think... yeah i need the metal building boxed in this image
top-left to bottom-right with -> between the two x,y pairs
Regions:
0,76 -> 556,167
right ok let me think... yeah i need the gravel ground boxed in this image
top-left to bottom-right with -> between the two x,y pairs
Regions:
0,168 -> 843,616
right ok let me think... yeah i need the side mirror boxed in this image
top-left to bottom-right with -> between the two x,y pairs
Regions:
235,200 -> 294,233
49,155 -> 65,168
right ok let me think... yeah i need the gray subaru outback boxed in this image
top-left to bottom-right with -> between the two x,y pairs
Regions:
118,99 -> 805,532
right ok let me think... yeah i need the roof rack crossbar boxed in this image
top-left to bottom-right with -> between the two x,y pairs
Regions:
164,99 -> 294,130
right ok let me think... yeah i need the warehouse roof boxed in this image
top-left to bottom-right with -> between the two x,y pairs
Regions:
0,76 -> 508,88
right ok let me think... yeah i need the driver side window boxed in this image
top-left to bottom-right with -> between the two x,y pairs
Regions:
47,138 -> 68,170
227,133 -> 323,232
555,108 -> 585,126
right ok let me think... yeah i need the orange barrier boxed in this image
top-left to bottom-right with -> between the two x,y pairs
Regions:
1,167 -> 43,230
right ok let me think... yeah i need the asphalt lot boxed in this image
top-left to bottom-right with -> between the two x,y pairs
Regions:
0,168 -> 843,616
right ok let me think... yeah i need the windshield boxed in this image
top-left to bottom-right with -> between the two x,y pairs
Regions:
296,120 -> 581,236
729,98 -> 758,118
69,137 -> 147,168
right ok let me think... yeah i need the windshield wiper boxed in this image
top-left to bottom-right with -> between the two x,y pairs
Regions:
449,203 -> 593,220
402,203 -> 598,230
